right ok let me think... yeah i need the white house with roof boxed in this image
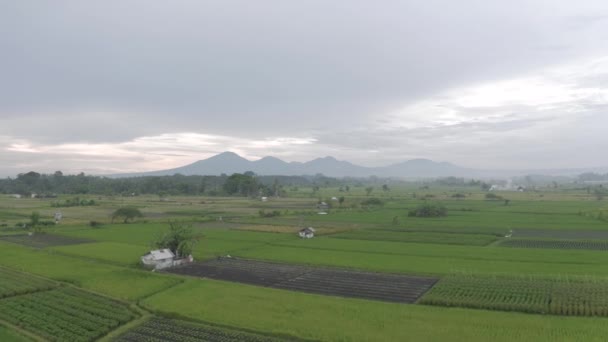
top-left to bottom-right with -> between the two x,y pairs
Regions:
298,227 -> 315,239
141,249 -> 194,270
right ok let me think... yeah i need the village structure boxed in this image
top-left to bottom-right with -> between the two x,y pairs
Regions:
141,249 -> 193,270
298,227 -> 315,239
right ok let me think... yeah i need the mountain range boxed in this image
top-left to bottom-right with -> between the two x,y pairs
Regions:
114,152 -> 473,178
112,152 -> 608,179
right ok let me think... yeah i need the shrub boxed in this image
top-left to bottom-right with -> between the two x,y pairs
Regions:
360,198 -> 384,207
408,203 -> 448,218
111,207 -> 143,223
258,210 -> 281,218
485,193 -> 503,200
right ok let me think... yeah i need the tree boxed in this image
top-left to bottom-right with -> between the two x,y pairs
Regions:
365,186 -> 374,196
408,203 -> 448,217
154,221 -> 198,258
382,184 -> 390,192
111,207 -> 143,223
338,196 -> 345,207
30,211 -> 41,233
223,173 -> 258,196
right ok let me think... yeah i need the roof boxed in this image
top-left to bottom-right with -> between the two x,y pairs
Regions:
145,249 -> 175,261
300,227 -> 315,233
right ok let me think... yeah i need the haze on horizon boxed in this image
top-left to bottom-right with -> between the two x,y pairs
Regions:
1,1 -> 608,177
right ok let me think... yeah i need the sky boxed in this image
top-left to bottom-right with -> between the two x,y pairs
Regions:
1,1 -> 608,176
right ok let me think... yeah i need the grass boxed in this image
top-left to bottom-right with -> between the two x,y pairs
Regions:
142,278 -> 608,342
232,237 -> 608,276
50,242 -> 149,266
3,190 -> 608,341
328,229 -> 498,246
0,241 -> 180,300
498,238 -> 608,251
0,325 -> 31,342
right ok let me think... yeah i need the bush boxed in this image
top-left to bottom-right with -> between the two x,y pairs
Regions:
258,210 -> 281,218
111,207 -> 143,223
485,193 -> 503,200
89,220 -> 102,228
408,203 -> 448,218
360,198 -> 384,207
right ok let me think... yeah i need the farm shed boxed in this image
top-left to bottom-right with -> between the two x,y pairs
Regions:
141,249 -> 176,270
299,227 -> 315,239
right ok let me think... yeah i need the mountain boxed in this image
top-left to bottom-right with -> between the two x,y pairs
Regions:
113,151 -> 471,178
382,159 -> 473,177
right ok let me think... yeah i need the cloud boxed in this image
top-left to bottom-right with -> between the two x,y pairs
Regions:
1,1 -> 608,175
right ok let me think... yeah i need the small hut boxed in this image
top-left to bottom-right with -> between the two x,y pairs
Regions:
141,249 -> 176,270
298,227 -> 315,239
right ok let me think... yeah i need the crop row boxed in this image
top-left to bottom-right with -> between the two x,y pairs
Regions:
0,288 -> 137,341
499,239 -> 608,251
0,267 -> 56,298
114,317 -> 287,342
420,273 -> 608,316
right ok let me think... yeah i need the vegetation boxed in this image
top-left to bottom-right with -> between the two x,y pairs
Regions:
2,184 -> 608,341
115,316 -> 288,341
329,229 -> 497,246
0,287 -> 136,341
51,197 -> 96,207
0,267 -> 56,298
154,221 -> 199,257
421,273 -> 608,316
408,203 -> 448,217
111,207 -> 143,223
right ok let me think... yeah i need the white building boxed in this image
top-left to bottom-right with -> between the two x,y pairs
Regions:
298,227 -> 315,239
141,249 -> 194,270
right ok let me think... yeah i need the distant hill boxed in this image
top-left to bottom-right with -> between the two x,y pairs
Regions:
113,152 -> 473,178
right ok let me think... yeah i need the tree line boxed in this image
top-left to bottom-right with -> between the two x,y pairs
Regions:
0,171 -> 391,197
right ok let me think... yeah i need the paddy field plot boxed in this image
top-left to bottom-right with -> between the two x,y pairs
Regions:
328,229 -> 498,246
0,267 -> 57,298
498,239 -> 608,251
512,229 -> 608,240
167,258 -> 438,303
0,287 -> 137,342
0,233 -> 93,248
113,316 -> 291,342
420,273 -> 608,316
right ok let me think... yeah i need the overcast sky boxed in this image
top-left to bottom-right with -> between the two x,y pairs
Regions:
1,1 -> 608,176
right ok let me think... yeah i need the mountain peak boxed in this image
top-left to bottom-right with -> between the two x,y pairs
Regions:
113,152 -> 469,178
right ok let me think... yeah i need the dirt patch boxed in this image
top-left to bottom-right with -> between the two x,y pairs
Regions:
167,258 -> 438,303
0,233 -> 95,248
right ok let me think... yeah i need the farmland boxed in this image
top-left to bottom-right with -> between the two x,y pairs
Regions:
328,229 -> 498,246
420,273 -> 608,316
0,287 -> 137,341
498,238 -> 608,251
114,317 -> 290,342
167,258 -> 438,303
0,267 -> 56,298
1,185 -> 608,341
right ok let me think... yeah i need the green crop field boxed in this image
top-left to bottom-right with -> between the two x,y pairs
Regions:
420,273 -> 608,316
328,229 -> 499,246
0,267 -> 56,298
0,325 -> 29,342
1,186 -> 608,341
0,287 -> 137,341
